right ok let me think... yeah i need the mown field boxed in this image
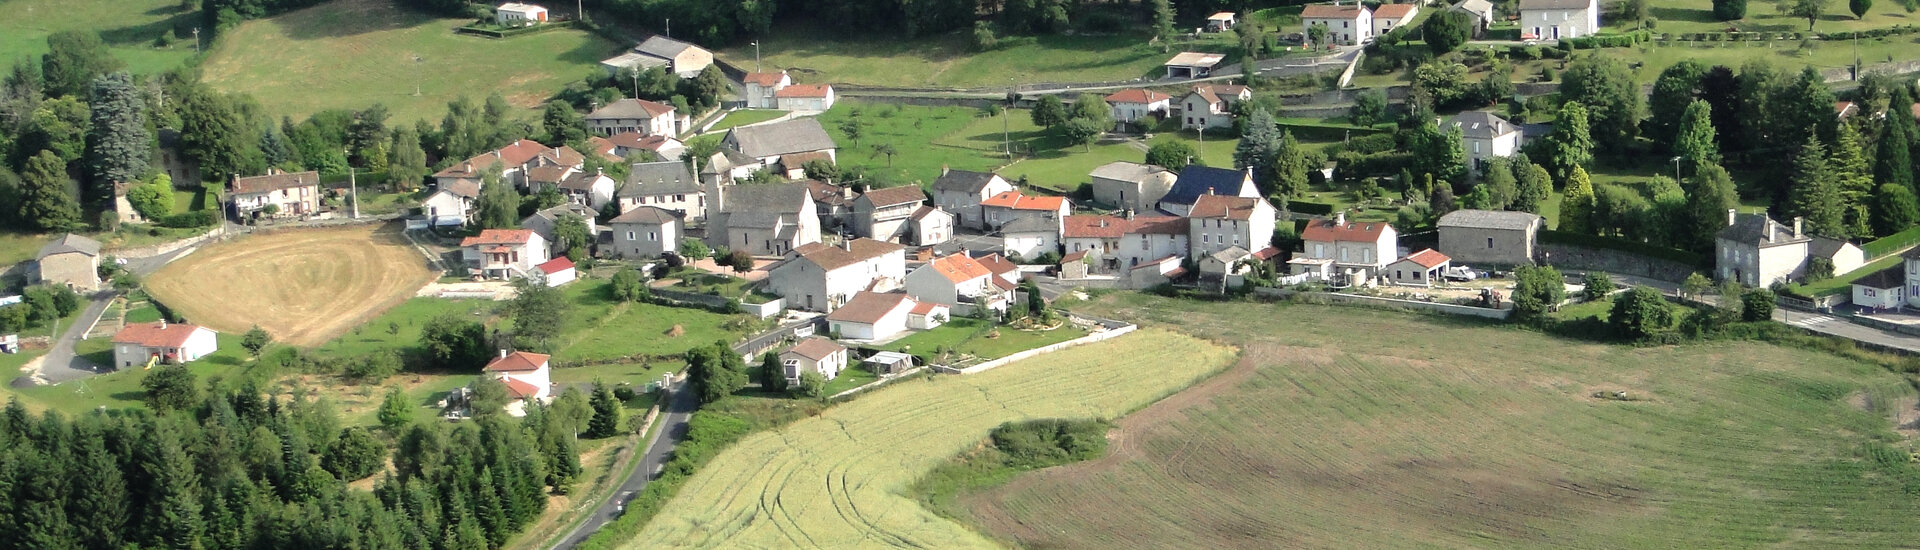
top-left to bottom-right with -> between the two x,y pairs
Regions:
713,21 -> 1207,88
953,294 -> 1920,548
0,0 -> 197,76
626,328 -> 1237,548
200,0 -> 618,124
1647,0 -> 1920,33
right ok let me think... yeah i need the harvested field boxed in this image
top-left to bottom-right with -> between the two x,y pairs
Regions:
627,329 -> 1236,548
960,295 -> 1920,548
145,223 -> 436,346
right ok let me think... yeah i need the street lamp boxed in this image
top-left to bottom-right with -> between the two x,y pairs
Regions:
751,41 -> 761,73
1003,79 -> 1014,159
1670,155 -> 1683,182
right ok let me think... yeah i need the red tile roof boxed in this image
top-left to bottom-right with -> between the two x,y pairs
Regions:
461,229 -> 536,247
113,322 -> 207,348
980,191 -> 1067,211
1061,250 -> 1089,263
502,378 -> 543,399
926,254 -> 992,283
976,253 -> 1017,276
535,257 -> 574,274
909,301 -> 944,315
775,84 -> 832,98
1062,215 -> 1184,239
485,351 -> 550,372
1373,3 -> 1417,18
609,132 -> 679,151
992,277 -> 1017,291
1190,195 -> 1266,220
743,71 -> 788,87
1251,246 -> 1282,260
1300,219 -> 1393,243
1105,89 -> 1170,104
790,239 -> 905,271
1401,248 -> 1450,268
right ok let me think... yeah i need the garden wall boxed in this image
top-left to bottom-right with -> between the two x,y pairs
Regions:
933,318 -> 1139,375
1252,288 -> 1513,319
1540,243 -> 1698,283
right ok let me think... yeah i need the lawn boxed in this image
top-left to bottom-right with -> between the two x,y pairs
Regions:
879,317 -> 1089,361
950,294 -> 1920,548
1646,0 -> 1920,34
199,0 -> 621,124
1786,252 -> 1903,298
9,333 -> 255,418
1,0 -> 198,78
819,365 -> 879,396
548,277 -> 754,363
820,101 -> 1006,186
0,224 -> 217,269
706,110 -> 788,132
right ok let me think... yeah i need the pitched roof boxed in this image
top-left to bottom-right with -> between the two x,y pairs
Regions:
784,337 -> 845,361
1447,111 -> 1519,139
1104,89 -> 1170,104
910,301 -> 945,316
1163,165 -> 1251,206
909,205 -> 948,222
609,205 -> 680,225
976,253 -> 1018,277
1090,161 -> 1171,183
1373,3 -> 1417,18
1300,218 -> 1393,243
931,169 -> 1004,194
722,182 -> 811,214
779,151 -> 833,170
434,139 -> 556,177
113,321 -> 208,348
743,71 -> 788,86
38,233 -> 101,258
461,229 -> 536,247
535,257 -> 574,275
502,378 -> 544,399
803,179 -> 852,207
1517,0 -> 1592,10
790,238 -> 904,271
585,136 -> 621,161
999,216 -> 1059,235
497,3 -> 545,13
1809,236 -> 1857,259
1209,245 -> 1251,264
1437,209 -> 1541,231
1302,3 -> 1367,18
484,350 -> 550,372
231,169 -> 321,195
1189,195 -> 1266,220
980,191 -> 1067,211
1188,84 -> 1250,105
1208,11 -> 1236,20
1400,248 -> 1451,268
1061,250 -> 1089,263
775,83 -> 832,98
586,98 -> 675,120
558,170 -> 608,191
1061,215 -> 1184,239
608,131 -> 682,152
634,35 -> 702,60
524,203 -> 597,230
442,179 -> 482,199
825,291 -> 913,324
924,254 -> 992,284
725,118 -> 836,158
623,160 -> 700,197
1454,0 -> 1495,13
1717,213 -> 1808,245
1857,265 -> 1906,289
1165,52 -> 1226,67
527,164 -> 574,184
1130,216 -> 1188,235
992,275 -> 1017,291
860,185 -> 927,207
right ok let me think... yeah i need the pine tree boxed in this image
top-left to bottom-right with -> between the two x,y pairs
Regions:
69,420 -> 128,550
586,382 -> 620,438
18,150 -> 81,231
1877,87 -> 1917,190
84,72 -> 149,202
1558,166 -> 1596,234
141,420 -> 204,550
1513,163 -> 1553,214
1270,130 -> 1309,200
259,127 -> 291,167
1672,100 -> 1720,170
1234,107 -> 1281,190
1828,123 -> 1873,235
1150,0 -> 1175,40
759,352 -> 788,393
1873,183 -> 1920,237
1787,136 -> 1847,238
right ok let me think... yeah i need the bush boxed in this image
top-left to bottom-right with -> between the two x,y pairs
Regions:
1741,288 -> 1776,322
1333,151 -> 1416,181
158,210 -> 219,228
613,384 -> 637,401
1288,201 -> 1335,216
988,419 -> 1111,469
1540,230 -> 1707,268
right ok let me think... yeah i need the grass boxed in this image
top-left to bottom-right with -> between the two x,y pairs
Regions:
199,0 -> 620,124
1645,0 -> 1920,34
2,0 -> 199,78
949,294 -> 1920,548
819,101 -> 1006,186
819,365 -> 879,396
659,270 -> 752,299
1786,252 -> 1903,298
706,110 -> 788,132
626,328 -> 1237,548
548,277 -> 754,363
0,224 -> 217,268
880,317 -> 1088,361
9,333 -> 255,417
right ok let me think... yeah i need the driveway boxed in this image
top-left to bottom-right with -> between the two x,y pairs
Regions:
11,291 -> 114,388
550,379 -> 698,549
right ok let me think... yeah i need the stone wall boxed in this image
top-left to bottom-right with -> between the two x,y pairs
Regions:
1253,288 -> 1513,319
1540,243 -> 1699,283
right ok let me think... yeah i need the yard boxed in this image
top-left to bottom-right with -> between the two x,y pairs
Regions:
880,317 -> 1089,361
2,0 -> 199,78
547,277 -> 757,363
706,109 -> 789,132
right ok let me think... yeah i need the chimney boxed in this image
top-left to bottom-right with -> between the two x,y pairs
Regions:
1124,208 -> 1135,220
840,238 -> 852,251
160,318 -> 167,329
1335,211 -> 1346,226
1767,219 -> 1776,243
1793,216 -> 1803,239
499,349 -> 509,359
1726,208 -> 1736,227
941,164 -> 950,177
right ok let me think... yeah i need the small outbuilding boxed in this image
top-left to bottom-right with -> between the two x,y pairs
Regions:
534,257 -> 577,287
495,2 -> 549,24
34,233 -> 102,292
1853,266 -> 1906,312
1164,52 -> 1226,79
866,351 -> 915,375
781,337 -> 849,385
1385,249 -> 1451,287
1206,12 -> 1237,31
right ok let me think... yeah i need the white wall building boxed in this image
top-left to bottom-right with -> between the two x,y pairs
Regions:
1518,0 -> 1600,40
111,321 -> 217,369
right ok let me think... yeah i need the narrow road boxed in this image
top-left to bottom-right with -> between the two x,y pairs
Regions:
551,379 -> 698,549
12,291 -> 114,387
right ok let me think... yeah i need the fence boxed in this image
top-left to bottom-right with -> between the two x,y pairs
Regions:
1863,226 -> 1920,258
932,318 -> 1139,375
1253,287 -> 1513,320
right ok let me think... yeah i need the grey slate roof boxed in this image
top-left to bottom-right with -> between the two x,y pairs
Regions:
38,233 -> 101,259
622,161 -> 701,197
1209,245 -> 1251,263
586,98 -> 673,121
609,205 -> 680,225
1437,209 -> 1541,231
725,118 -> 837,159
999,216 -> 1059,235
1718,213 -> 1808,246
1809,237 -> 1855,259
1518,0 -> 1592,10
1856,266 -> 1905,289
1446,111 -> 1519,140
634,36 -> 701,60
701,149 -> 757,175
931,169 -> 1002,194
1089,161 -> 1169,183
1162,165 -> 1248,207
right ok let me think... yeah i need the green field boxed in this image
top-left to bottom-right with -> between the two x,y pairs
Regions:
627,328 -> 1237,548
1645,0 -> 1920,33
200,0 -> 619,124
948,294 -> 1920,548
1,0 -> 198,77
881,318 -> 1089,361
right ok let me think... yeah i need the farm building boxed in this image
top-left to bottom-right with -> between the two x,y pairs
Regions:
825,291 -> 919,341
112,321 -> 217,369
601,35 -> 713,77
34,233 -> 102,292
1059,250 -> 1092,279
586,98 -> 681,137
1452,0 -> 1496,35
781,337 -> 849,385
483,350 -> 553,416
931,168 -> 1014,230
534,257 -> 577,287
743,71 -> 792,109
460,229 -> 550,280
609,206 -> 681,258
228,168 -> 321,220
1437,209 -> 1544,266
494,2 -> 548,24
1163,51 -> 1225,79
1129,255 -> 1186,288
1386,249 -> 1451,287
1089,161 -> 1176,213
775,84 -> 837,111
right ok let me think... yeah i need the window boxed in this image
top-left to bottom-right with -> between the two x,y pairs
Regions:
1487,237 -> 1494,249
648,231 -> 658,241
626,231 -> 636,240
1342,21 -> 1348,28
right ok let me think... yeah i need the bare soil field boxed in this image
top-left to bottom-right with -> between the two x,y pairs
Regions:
145,223 -> 436,346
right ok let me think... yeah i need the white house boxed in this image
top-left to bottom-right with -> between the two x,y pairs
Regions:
422,180 -> 479,227
1518,0 -> 1600,40
1372,3 -> 1418,34
1385,249 -> 1451,287
780,337 -> 849,385
1302,3 -> 1373,46
1715,211 -> 1809,287
556,169 -> 617,210
606,132 -> 686,162
1188,194 -> 1277,260
907,206 -> 954,246
931,168 -> 1014,230
1129,255 -> 1186,288
1811,237 -> 1867,278
1446,111 -> 1523,170
609,205 -> 680,258
906,253 -> 1011,313
1105,89 -> 1172,123
460,229 -> 550,280
1452,0 -> 1497,36
228,169 -> 321,219
980,191 -> 1070,231
775,84 -> 836,111
1177,85 -> 1251,130
1063,215 -> 1189,273
1000,216 -> 1062,260
825,291 -> 918,341
586,98 -> 680,137
111,321 -> 217,369
1159,165 -> 1259,217
1852,266 -> 1905,311
483,350 -> 553,416
1295,212 -> 1398,286
765,238 -> 907,312
534,257 -> 576,287
495,2 -> 548,24
742,71 -> 792,109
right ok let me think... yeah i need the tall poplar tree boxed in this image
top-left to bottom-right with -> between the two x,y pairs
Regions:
1558,166 -> 1596,234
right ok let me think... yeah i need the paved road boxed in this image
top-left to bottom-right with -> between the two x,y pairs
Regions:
10,291 -> 115,387
551,379 -> 698,550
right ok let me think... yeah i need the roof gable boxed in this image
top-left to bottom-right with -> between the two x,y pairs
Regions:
38,233 -> 101,258
790,238 -> 904,271
825,291 -> 914,324
1190,195 -> 1266,220
113,321 -> 208,348
784,337 -> 845,361
858,185 -> 927,207
1300,219 -> 1394,243
610,205 -> 680,225
931,169 -> 1004,194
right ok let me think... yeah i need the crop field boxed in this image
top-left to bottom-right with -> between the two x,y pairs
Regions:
144,223 -> 436,346
626,328 -> 1237,548
1,0 -> 197,77
953,294 -> 1920,548
199,0 -> 619,124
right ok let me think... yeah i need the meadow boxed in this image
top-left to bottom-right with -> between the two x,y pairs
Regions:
712,22 -> 1217,89
626,328 -> 1238,548
1,0 -> 197,77
1646,0 -> 1920,34
951,294 -> 1920,548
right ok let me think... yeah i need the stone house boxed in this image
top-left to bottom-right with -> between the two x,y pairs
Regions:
1177,84 -> 1251,130
1437,209 -> 1544,266
1518,0 -> 1599,40
780,337 -> 849,385
764,238 -> 906,312
852,185 -> 927,243
1089,161 -> 1177,213
586,98 -> 680,137
1187,194 -> 1277,260
930,168 -> 1013,230
228,168 -> 321,220
608,206 -> 680,258
706,182 -> 821,256
1301,3 -> 1373,45
34,234 -> 102,291
979,191 -> 1070,231
520,203 -> 600,258
601,35 -> 713,77
1716,211 -> 1809,287
743,71 -> 791,109
619,160 -> 706,220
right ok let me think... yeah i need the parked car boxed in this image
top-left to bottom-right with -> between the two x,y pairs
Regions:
1444,266 -> 1479,282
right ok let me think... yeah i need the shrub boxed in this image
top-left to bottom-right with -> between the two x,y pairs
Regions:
159,210 -> 219,228
1741,288 -> 1776,322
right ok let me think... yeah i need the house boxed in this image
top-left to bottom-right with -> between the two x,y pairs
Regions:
620,160 -> 705,220
825,291 -> 919,340
866,350 -> 916,375
931,168 -> 1014,230
1436,209 -> 1544,266
111,321 -> 217,369
586,98 -> 680,137
1853,267 -> 1905,311
111,182 -> 145,224
495,2 -> 548,24
1901,247 -> 1920,308
1160,165 -> 1258,217
561,169 -> 618,209
1105,89 -> 1172,123
460,229 -> 550,280
1518,0 -> 1599,40
905,253 -> 1010,314
1386,249 -> 1451,287
601,35 -> 713,77
1177,84 -> 1251,130
433,139 -> 577,189
1302,3 -> 1373,46
806,179 -> 856,230
1089,161 -> 1177,214
853,185 -> 928,242
707,182 -> 821,256
584,136 -> 623,162
1810,237 -> 1866,277
483,350 -> 553,415
976,253 -> 1020,286
1295,213 -> 1398,286
780,337 -> 849,385
980,191 -> 1070,231
721,118 -> 839,178
907,206 -> 954,246
1000,216 -> 1063,260
1835,101 -> 1860,120
1198,246 -> 1279,287
698,148 -> 761,186
422,179 -> 480,227
1188,194 -> 1277,260
1452,0 -> 1496,36
1206,11 -> 1237,31
1164,52 -> 1226,79
521,203 -> 600,257
1059,250 -> 1093,279
1063,214 -> 1189,272
1130,255 -> 1186,288
1446,111 -> 1523,169
525,164 -> 577,194
1715,211 -> 1808,287
775,84 -> 836,111
907,301 -> 948,330
156,129 -> 201,188
534,257 -> 577,287
1372,3 -> 1419,34
606,131 -> 686,162
228,168 -> 321,219
608,206 -> 680,258
34,234 -> 102,292
743,71 -> 792,109
765,238 -> 906,312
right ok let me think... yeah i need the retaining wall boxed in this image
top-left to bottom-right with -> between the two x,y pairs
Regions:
106,225 -> 228,259
1254,287 -> 1513,319
1541,243 -> 1698,283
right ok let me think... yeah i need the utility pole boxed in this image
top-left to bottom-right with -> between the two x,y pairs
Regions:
192,27 -> 200,54
752,41 -> 761,73
1671,156 -> 1682,182
413,55 -> 424,96
350,165 -> 360,219
577,0 -> 584,23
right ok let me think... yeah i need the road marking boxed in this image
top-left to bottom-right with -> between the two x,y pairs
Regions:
1785,315 -> 1836,327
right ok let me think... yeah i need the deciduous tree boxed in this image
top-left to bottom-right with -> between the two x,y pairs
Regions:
1546,101 -> 1594,180
1423,10 -> 1473,54
472,163 -> 519,229
1144,140 -> 1199,169
1558,166 -> 1595,234
1672,100 -> 1720,169
40,31 -> 122,99
1513,162 -> 1553,214
1778,0 -> 1831,29
508,277 -> 567,350
241,325 -> 272,356
1558,56 -> 1642,153
1608,286 -> 1673,339
1646,61 -> 1706,151
17,150 -> 81,231
1030,95 -> 1066,128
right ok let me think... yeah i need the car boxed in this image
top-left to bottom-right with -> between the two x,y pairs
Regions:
1443,266 -> 1479,282
614,491 -> 635,516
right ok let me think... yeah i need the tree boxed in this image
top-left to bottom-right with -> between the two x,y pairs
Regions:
1623,0 -> 1652,21
541,100 -> 585,145
1852,0 -> 1874,17
1715,0 -> 1750,19
241,325 -> 272,356
1270,130 -> 1310,200
1351,88 -> 1387,127
679,238 -> 710,260
508,277 -> 567,349
467,376 -> 512,416
724,249 -> 755,273
1741,287 -> 1776,321
1430,178 -> 1457,215
1873,184 -> 1920,237
322,427 -> 386,481
1423,10 -> 1473,54
177,86 -> 259,183
553,214 -> 591,262
1150,0 -> 1175,40
1646,61 -> 1706,152
1683,272 -> 1713,299
1060,117 -> 1105,151
1510,265 -> 1566,321
1308,22 -> 1329,49
1546,101 -> 1594,180
40,31 -> 122,98
1681,164 -> 1740,253
1235,108 -> 1281,188
1582,271 -> 1617,300
1876,88 -> 1916,190
1559,166 -> 1596,234
793,371 -> 826,398
1558,56 -> 1642,153
1410,122 -> 1467,185
421,313 -> 489,370
1068,93 -> 1111,123
1479,157 -> 1519,210
141,365 -> 199,412
1672,100 -> 1721,169
1235,19 -> 1267,60
472,164 -> 519,229
17,150 -> 81,231
585,382 -> 620,438
1513,162 -> 1553,214
85,72 -> 150,200
125,174 -> 176,221
1828,123 -> 1873,235
1145,140 -> 1198,169
758,352 -> 788,392
389,126 -> 428,191
610,267 -> 649,302
377,387 -> 412,433
838,118 -> 866,147
1786,135 -> 1845,238
1608,286 -> 1673,339
1778,0 -> 1831,29
687,341 -> 746,403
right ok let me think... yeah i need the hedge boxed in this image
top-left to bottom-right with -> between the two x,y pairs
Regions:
158,210 -> 220,229
1332,150 -> 1415,181
1862,225 -> 1920,258
454,19 -> 579,38
1288,201 -> 1335,216
1278,122 -> 1387,142
1540,230 -> 1708,268
1820,25 -> 1920,40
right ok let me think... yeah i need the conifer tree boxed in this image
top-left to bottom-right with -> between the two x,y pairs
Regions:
84,72 -> 149,202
